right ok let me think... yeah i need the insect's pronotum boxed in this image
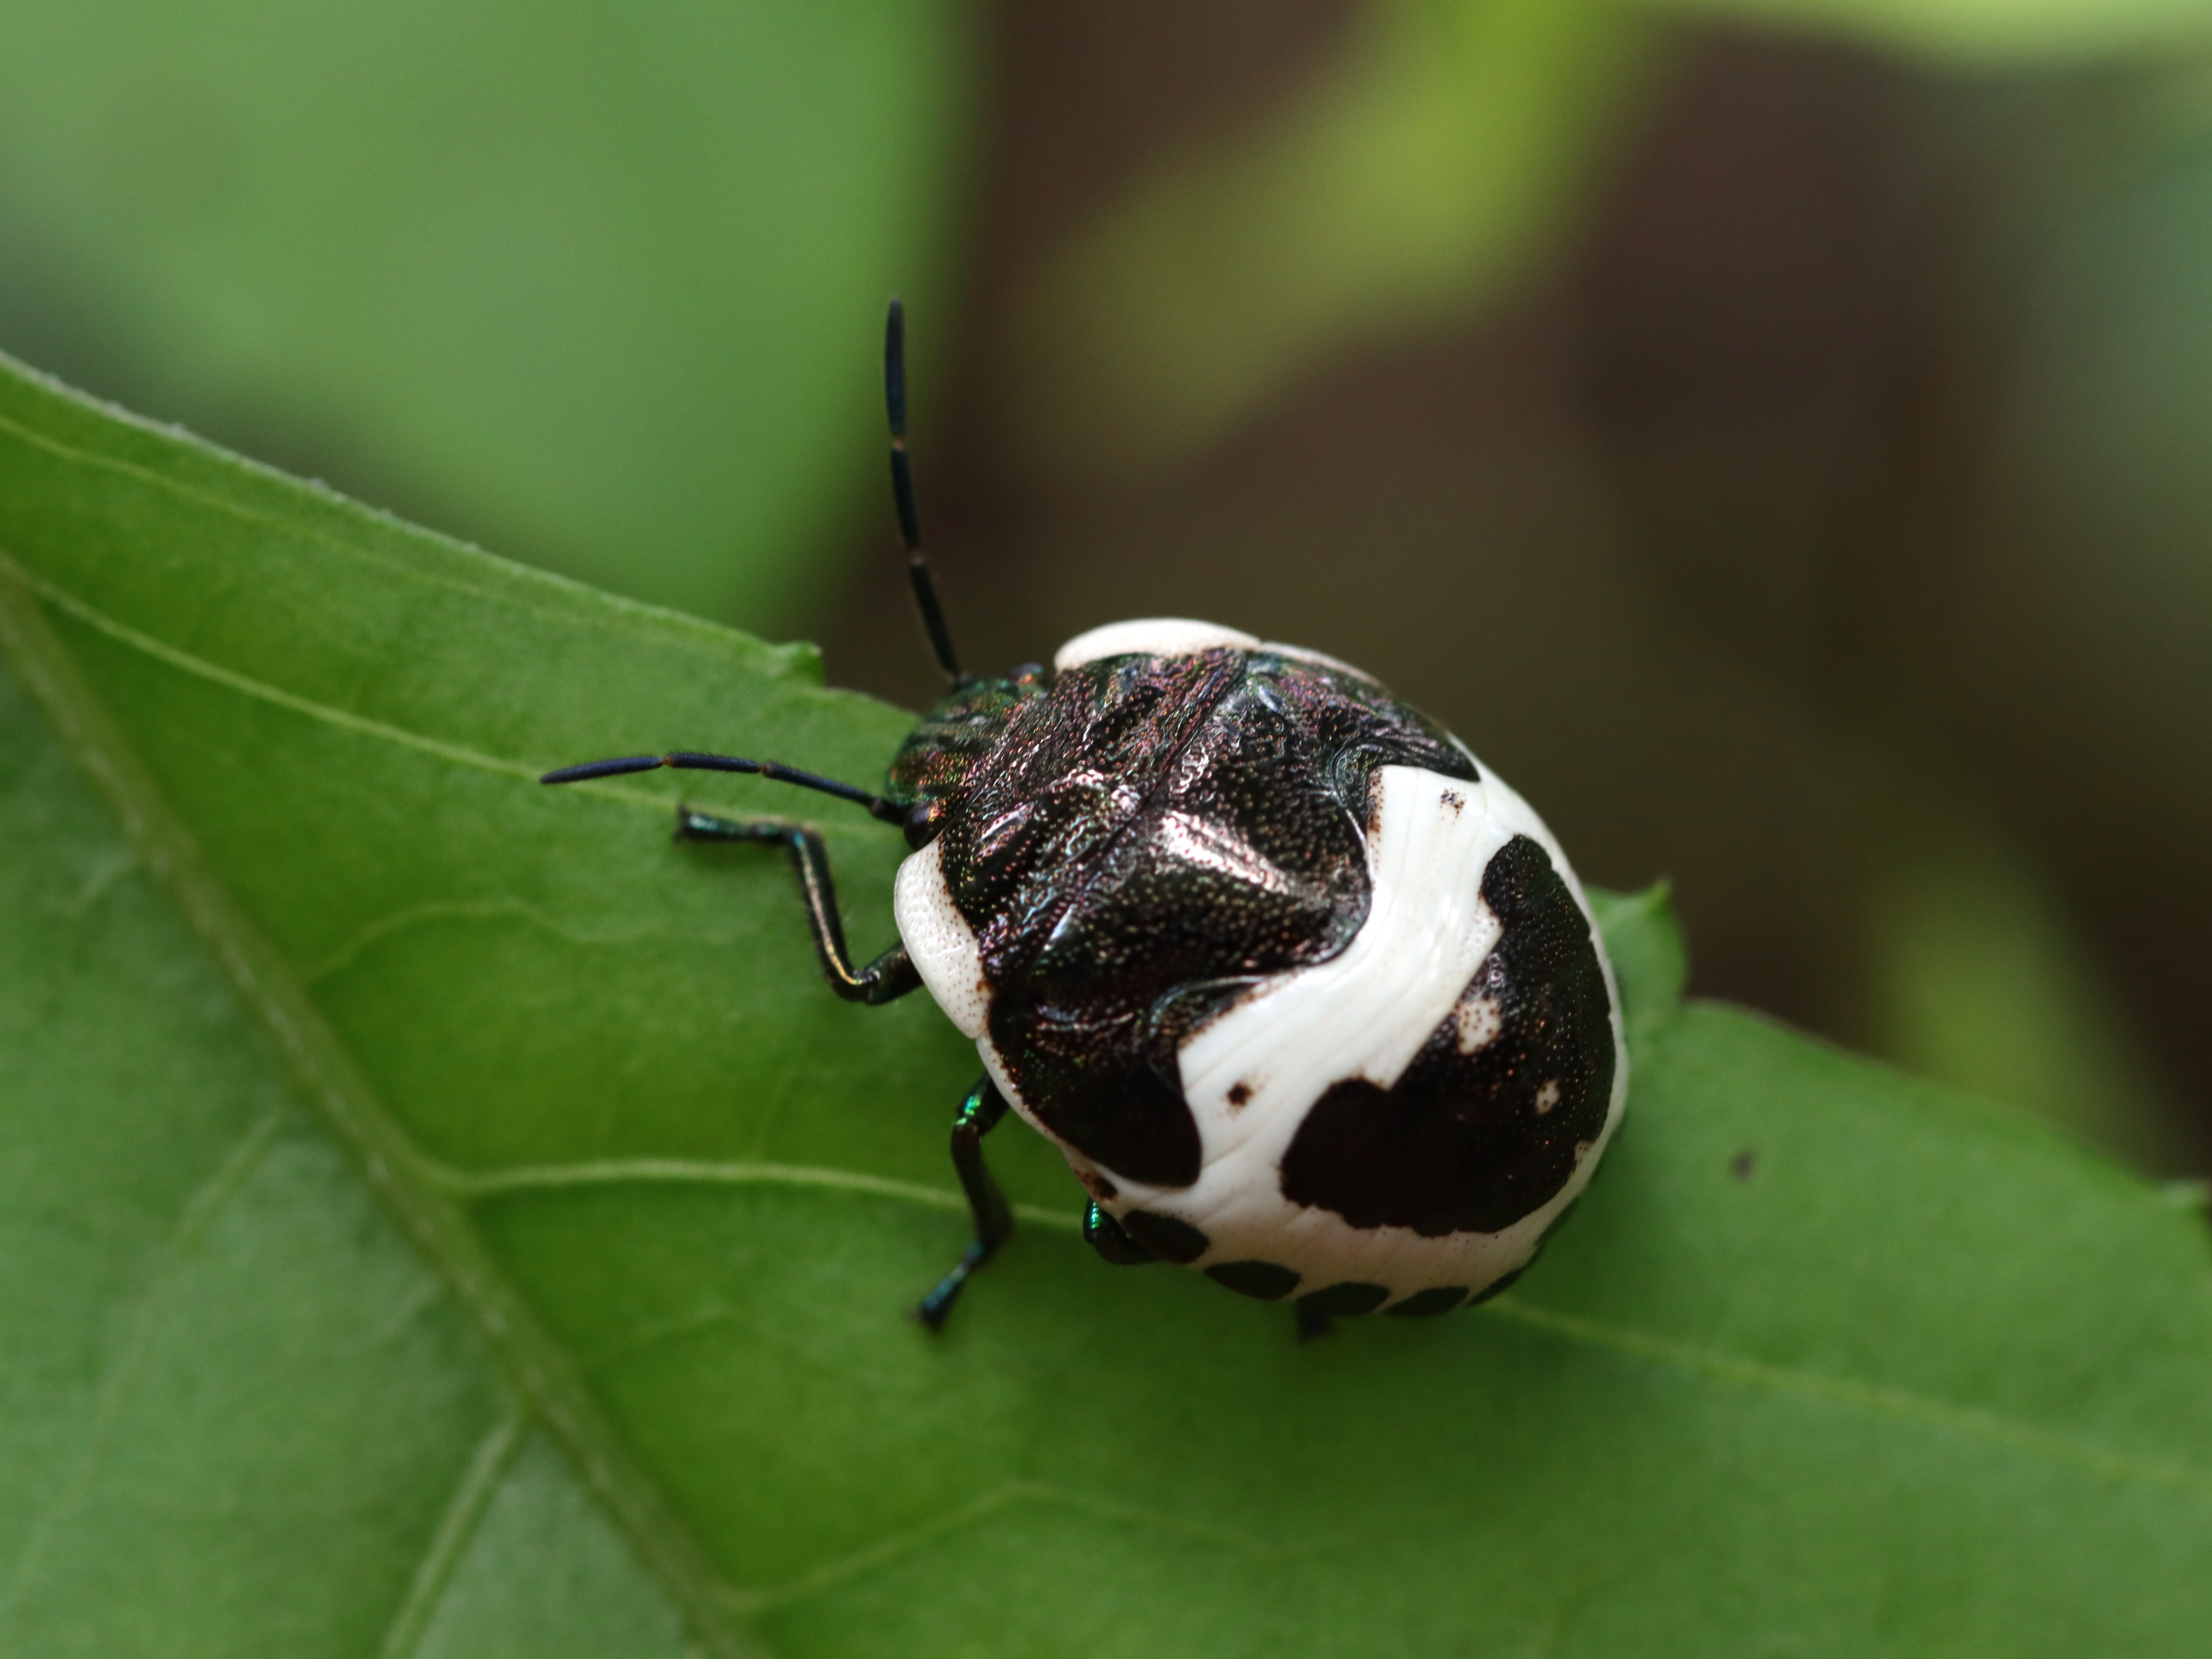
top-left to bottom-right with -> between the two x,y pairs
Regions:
545,302 -> 1627,1334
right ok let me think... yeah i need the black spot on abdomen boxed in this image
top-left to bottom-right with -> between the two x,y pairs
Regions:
1120,1208 -> 1210,1264
1205,1260 -> 1301,1300
1384,1286 -> 1469,1318
1278,835 -> 1615,1236
1299,1281 -> 1390,1316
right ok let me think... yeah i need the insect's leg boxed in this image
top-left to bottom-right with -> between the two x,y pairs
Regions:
913,1075 -> 1015,1331
676,808 -> 920,1006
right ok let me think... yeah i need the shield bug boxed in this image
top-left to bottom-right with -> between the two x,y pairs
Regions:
543,303 -> 1626,1332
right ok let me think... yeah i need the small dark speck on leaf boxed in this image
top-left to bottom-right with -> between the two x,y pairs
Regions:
1730,1150 -> 1757,1182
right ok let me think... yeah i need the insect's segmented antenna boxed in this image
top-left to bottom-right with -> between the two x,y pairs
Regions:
886,299 -> 967,687
539,752 -> 906,825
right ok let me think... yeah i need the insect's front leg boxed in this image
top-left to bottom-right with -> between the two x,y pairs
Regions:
914,1075 -> 1015,1331
676,808 -> 920,1005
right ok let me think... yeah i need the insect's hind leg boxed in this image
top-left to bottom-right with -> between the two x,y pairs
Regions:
913,1075 -> 1015,1331
676,807 -> 920,1006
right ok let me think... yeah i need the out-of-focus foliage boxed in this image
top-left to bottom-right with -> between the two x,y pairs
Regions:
1645,0 -> 2212,65
1984,126 -> 2212,816
1864,800 -> 2182,1171
0,0 -> 974,626
1006,0 -> 1663,477
1009,0 -> 2212,483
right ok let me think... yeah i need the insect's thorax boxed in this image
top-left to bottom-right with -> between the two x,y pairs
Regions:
884,667 -> 1050,839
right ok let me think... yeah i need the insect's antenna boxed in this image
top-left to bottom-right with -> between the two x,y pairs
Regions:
540,752 -> 906,825
886,299 -> 967,687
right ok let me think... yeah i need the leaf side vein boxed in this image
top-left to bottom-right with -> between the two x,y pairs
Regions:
375,1408 -> 531,1659
0,1109 -> 285,1630
1489,1298 -> 2212,1498
1,552 -> 669,809
431,1155 -> 1083,1234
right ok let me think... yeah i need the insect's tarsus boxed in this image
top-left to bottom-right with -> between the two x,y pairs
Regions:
885,298 -> 967,689
538,751 -> 905,825
913,1076 -> 1015,1330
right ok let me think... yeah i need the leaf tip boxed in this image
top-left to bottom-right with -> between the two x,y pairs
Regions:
1591,878 -> 1687,1035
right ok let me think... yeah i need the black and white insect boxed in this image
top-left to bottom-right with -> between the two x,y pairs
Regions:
544,303 -> 1626,1333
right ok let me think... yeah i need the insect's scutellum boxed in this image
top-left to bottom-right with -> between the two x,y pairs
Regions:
542,302 -> 1627,1332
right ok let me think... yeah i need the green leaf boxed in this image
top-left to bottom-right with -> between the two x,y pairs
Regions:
0,0 -> 973,624
5,351 -> 2212,1654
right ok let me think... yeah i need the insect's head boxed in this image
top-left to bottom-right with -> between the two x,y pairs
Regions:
885,664 -> 1048,848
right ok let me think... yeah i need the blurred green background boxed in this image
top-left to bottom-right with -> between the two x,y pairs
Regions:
2,0 -> 2208,1171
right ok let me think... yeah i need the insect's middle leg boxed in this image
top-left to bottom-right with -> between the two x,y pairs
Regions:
913,1075 -> 1015,1331
676,807 -> 920,1005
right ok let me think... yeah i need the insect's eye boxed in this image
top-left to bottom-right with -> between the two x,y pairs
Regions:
903,799 -> 946,850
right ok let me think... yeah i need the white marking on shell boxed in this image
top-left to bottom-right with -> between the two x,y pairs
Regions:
1053,618 -> 1260,671
1179,765 -> 1508,1113
1126,765 -> 1507,1292
1058,759 -> 1632,1306
1534,1079 -> 1561,1114
892,839 -> 989,1039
